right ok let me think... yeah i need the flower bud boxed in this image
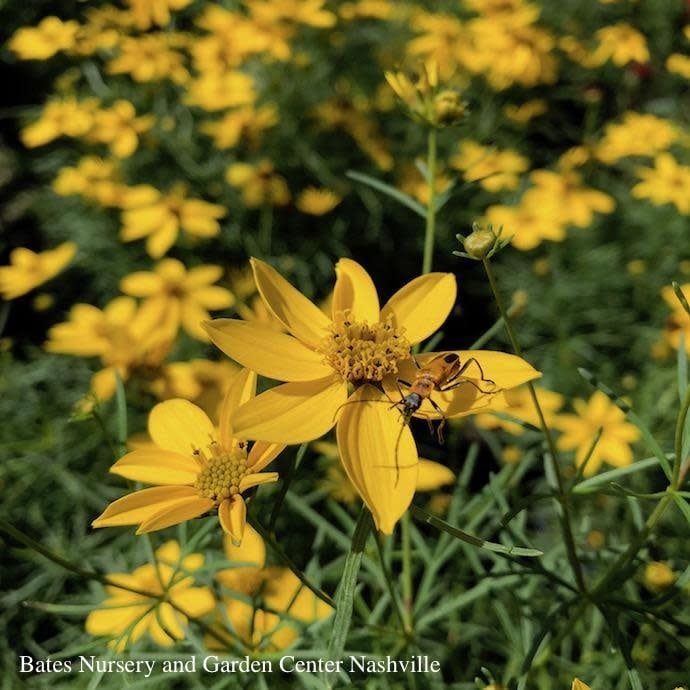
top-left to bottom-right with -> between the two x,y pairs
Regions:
463,228 -> 495,259
433,90 -> 465,125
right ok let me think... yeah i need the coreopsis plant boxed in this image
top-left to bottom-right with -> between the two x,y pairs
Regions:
204,257 -> 539,532
93,368 -> 284,543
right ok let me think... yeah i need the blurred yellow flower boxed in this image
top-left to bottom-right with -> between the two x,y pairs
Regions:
475,385 -> 564,435
53,156 -> 126,207
204,258 -> 539,533
554,391 -> 641,476
120,259 -> 234,341
8,17 -> 79,60
632,154 -> 690,215
201,105 -> 277,149
590,23 -> 649,66
108,34 -> 189,84
185,72 -> 256,111
91,100 -> 155,158
399,164 -> 452,206
596,112 -> 681,163
125,0 -> 192,30
21,98 -> 97,148
226,160 -> 290,207
93,370 -> 284,543
572,681 -> 592,690
296,187 -> 342,215
485,200 -> 567,251
85,540 -> 214,650
0,242 -> 76,300
246,0 -> 337,29
503,99 -> 547,124
450,140 -> 529,192
667,53 -> 690,79
120,184 -> 227,258
339,0 -> 395,21
46,296 -> 176,401
643,561 -> 675,592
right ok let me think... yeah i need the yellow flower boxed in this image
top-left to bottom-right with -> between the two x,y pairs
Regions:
92,100 -> 155,158
399,164 -> 452,206
45,296 -> 176,401
572,681 -> 592,690
21,98 -> 97,148
246,0 -> 337,29
632,154 -> 690,215
667,53 -> 690,79
296,187 -> 342,215
125,0 -> 192,30
53,156 -> 126,207
201,105 -> 277,149
485,200 -> 567,251
314,440 -> 455,503
590,23 -> 649,67
93,370 -> 284,543
554,391 -> 641,476
449,140 -> 529,192
107,34 -> 189,84
185,71 -> 256,111
120,259 -> 234,341
0,242 -> 76,300
475,385 -> 564,435
85,540 -> 214,650
204,258 -> 540,533
120,184 -> 227,258
339,1 -> 395,21
503,99 -> 547,124
210,523 -> 332,651
596,112 -> 681,164
226,161 -> 290,207
8,17 -> 79,60
643,561 -> 675,592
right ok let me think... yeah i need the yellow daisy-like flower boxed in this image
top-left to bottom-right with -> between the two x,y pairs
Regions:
632,154 -> 690,215
85,540 -> 215,651
449,140 -> 529,192
125,0 -> 192,30
8,16 -> 79,60
554,391 -> 641,476
120,259 -> 234,341
92,369 -> 284,543
0,242 -> 76,300
92,100 -> 155,158
590,23 -> 649,67
21,98 -> 97,148
295,187 -> 342,215
201,105 -> 278,150
120,184 -> 227,258
226,160 -> 290,208
204,258 -> 540,533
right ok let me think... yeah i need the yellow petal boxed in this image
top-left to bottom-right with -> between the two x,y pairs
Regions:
232,376 -> 348,443
92,486 -> 199,527
223,522 -> 265,566
336,385 -> 418,534
110,449 -> 199,485
85,604 -> 151,637
204,319 -> 332,382
238,472 -> 279,492
169,586 -> 215,618
120,271 -> 163,296
218,495 -> 246,545
148,399 -> 215,454
381,273 -> 457,345
218,368 -> 256,448
137,495 -> 215,533
332,258 -> 379,323
416,459 -> 455,492
247,441 -> 285,472
251,258 -> 331,348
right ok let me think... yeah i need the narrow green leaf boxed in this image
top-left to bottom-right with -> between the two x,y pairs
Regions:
347,170 -> 426,217
672,493 -> 690,526
114,370 -> 128,457
573,457 -> 664,494
678,332 -> 687,402
410,506 -> 542,557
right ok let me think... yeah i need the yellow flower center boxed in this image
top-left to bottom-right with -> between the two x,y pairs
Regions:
194,441 -> 249,503
323,309 -> 410,383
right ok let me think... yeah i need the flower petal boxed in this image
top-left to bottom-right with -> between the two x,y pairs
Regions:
381,273 -> 457,345
251,258 -> 331,348
232,376 -> 348,443
247,441 -> 285,472
218,368 -> 257,448
218,495 -> 246,545
110,449 -> 199,485
336,385 -> 418,534
332,258 -> 379,323
92,486 -> 199,527
238,472 -> 279,492
223,522 -> 265,566
416,459 -> 455,492
170,586 -> 215,618
137,496 -> 215,533
148,399 -> 216,454
204,318 -> 332,382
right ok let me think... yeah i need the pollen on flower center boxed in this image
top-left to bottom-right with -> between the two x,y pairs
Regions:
322,309 -> 410,383
194,441 -> 249,503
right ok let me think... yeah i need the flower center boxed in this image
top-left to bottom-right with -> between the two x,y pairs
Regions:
322,309 -> 410,383
194,441 -> 249,503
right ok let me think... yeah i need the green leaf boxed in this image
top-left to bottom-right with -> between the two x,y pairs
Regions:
346,170 -> 426,218
573,457 -> 666,494
410,506 -> 543,557
672,493 -> 690,526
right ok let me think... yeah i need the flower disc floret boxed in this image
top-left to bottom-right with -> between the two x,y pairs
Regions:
195,441 -> 249,500
323,309 -> 410,383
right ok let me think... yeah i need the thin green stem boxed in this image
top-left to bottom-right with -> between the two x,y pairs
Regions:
673,384 -> 690,487
481,257 -> 586,594
373,534 -> 410,638
421,127 -> 437,276
400,510 -> 414,633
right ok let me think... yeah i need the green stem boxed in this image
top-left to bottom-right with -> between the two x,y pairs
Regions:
673,384 -> 690,487
373,534 -> 410,638
421,127 -> 438,276
481,257 -> 587,594
400,510 -> 414,634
